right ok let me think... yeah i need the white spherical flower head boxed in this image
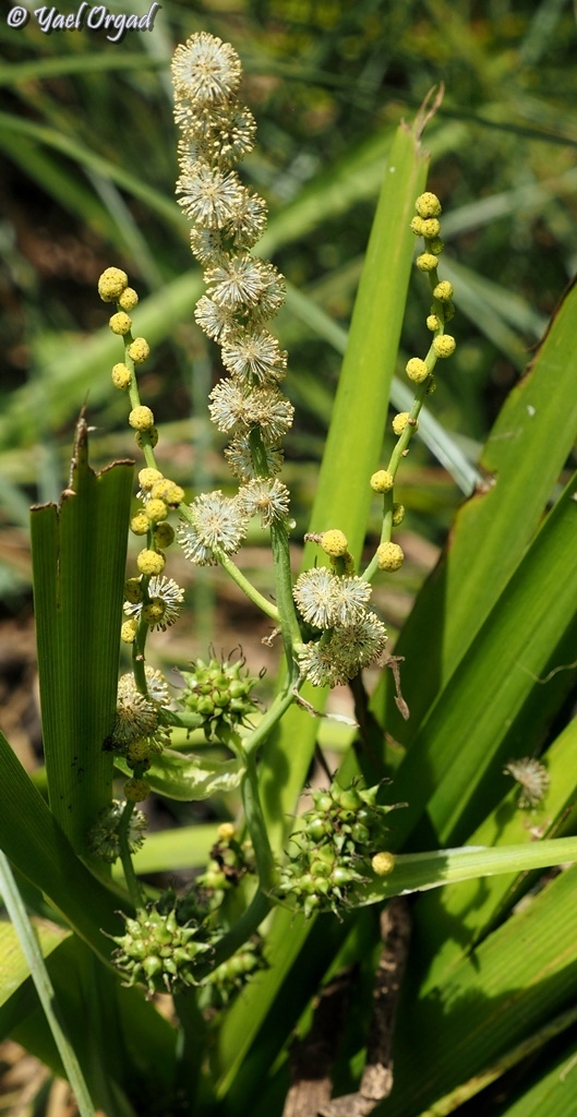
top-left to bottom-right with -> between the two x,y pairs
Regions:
205,254 -> 269,310
293,568 -> 338,629
237,478 -> 290,527
224,436 -> 284,481
171,32 -> 242,105
177,164 -> 245,229
178,491 -> 248,565
330,611 -> 388,674
221,329 -> 287,384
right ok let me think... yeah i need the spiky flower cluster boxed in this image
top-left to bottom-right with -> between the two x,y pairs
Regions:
172,32 -> 294,566
180,653 -> 260,742
111,906 -> 212,996
203,936 -> 265,1010
88,800 -> 148,863
293,531 -> 387,687
110,667 -> 171,769
277,782 -> 399,918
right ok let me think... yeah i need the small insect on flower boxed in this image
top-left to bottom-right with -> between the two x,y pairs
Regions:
504,758 -> 550,809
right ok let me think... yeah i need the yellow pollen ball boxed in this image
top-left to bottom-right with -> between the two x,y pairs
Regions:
130,512 -> 150,536
320,529 -> 349,557
137,549 -> 166,576
154,522 -> 175,548
128,406 -> 155,431
433,280 -> 453,302
118,287 -> 139,311
218,822 -> 236,842
371,851 -> 396,876
433,335 -> 456,358
120,619 -> 138,643
392,412 -> 409,436
145,498 -> 169,523
111,362 -> 131,389
128,337 -> 150,364
139,468 -> 163,490
127,740 -> 155,763
377,541 -> 404,572
410,216 -> 426,236
98,267 -> 128,302
109,311 -> 132,335
150,479 -> 185,505
426,315 -> 440,331
370,470 -> 394,493
392,503 -> 405,526
420,217 -> 441,239
405,357 -> 429,383
415,192 -> 442,219
416,253 -> 438,272
124,778 -> 151,802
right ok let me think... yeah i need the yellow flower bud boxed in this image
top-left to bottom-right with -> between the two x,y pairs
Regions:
433,280 -> 453,302
128,337 -> 150,364
111,362 -> 131,390
128,406 -> 155,431
127,740 -> 155,764
370,470 -> 394,493
320,529 -> 348,557
109,311 -> 132,335
426,315 -> 440,332
410,216 -> 426,236
118,287 -> 139,311
145,498 -> 169,523
98,266 -> 128,302
432,334 -> 456,358
137,549 -> 166,576
218,822 -> 236,842
416,253 -> 438,272
377,541 -> 404,571
120,618 -> 138,643
420,217 -> 441,239
150,479 -> 185,505
154,522 -> 175,548
415,192 -> 442,219
138,468 -> 163,491
405,357 -> 429,384
372,851 -> 396,876
124,778 -> 151,802
392,412 -> 410,436
130,512 -> 150,536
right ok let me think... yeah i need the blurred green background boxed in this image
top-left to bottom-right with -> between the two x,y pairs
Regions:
1,0 -> 576,653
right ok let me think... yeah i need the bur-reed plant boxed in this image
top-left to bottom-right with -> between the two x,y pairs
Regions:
3,28 -> 577,1117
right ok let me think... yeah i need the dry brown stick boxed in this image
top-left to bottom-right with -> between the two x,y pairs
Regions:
282,970 -> 353,1117
319,898 -> 411,1117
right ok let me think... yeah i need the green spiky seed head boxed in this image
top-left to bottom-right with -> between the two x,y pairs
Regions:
98,267 -> 128,302
181,655 -> 259,742
111,906 -> 212,996
415,192 -> 442,219
377,541 -> 404,571
405,357 -> 429,384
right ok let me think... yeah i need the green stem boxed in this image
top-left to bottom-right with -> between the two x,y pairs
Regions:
241,750 -> 276,894
117,800 -> 143,908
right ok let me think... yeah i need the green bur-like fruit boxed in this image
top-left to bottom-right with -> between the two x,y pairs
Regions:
180,655 -> 259,741
111,906 -> 212,996
277,782 -> 401,918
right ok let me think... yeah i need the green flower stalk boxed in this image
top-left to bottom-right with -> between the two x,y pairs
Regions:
362,191 -> 457,583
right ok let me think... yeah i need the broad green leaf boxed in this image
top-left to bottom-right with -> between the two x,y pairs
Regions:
385,863 -> 577,1116
493,1033 -> 577,1117
30,419 -> 133,858
0,730 -> 128,963
383,470 -> 577,850
115,751 -> 245,801
0,918 -> 69,1010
